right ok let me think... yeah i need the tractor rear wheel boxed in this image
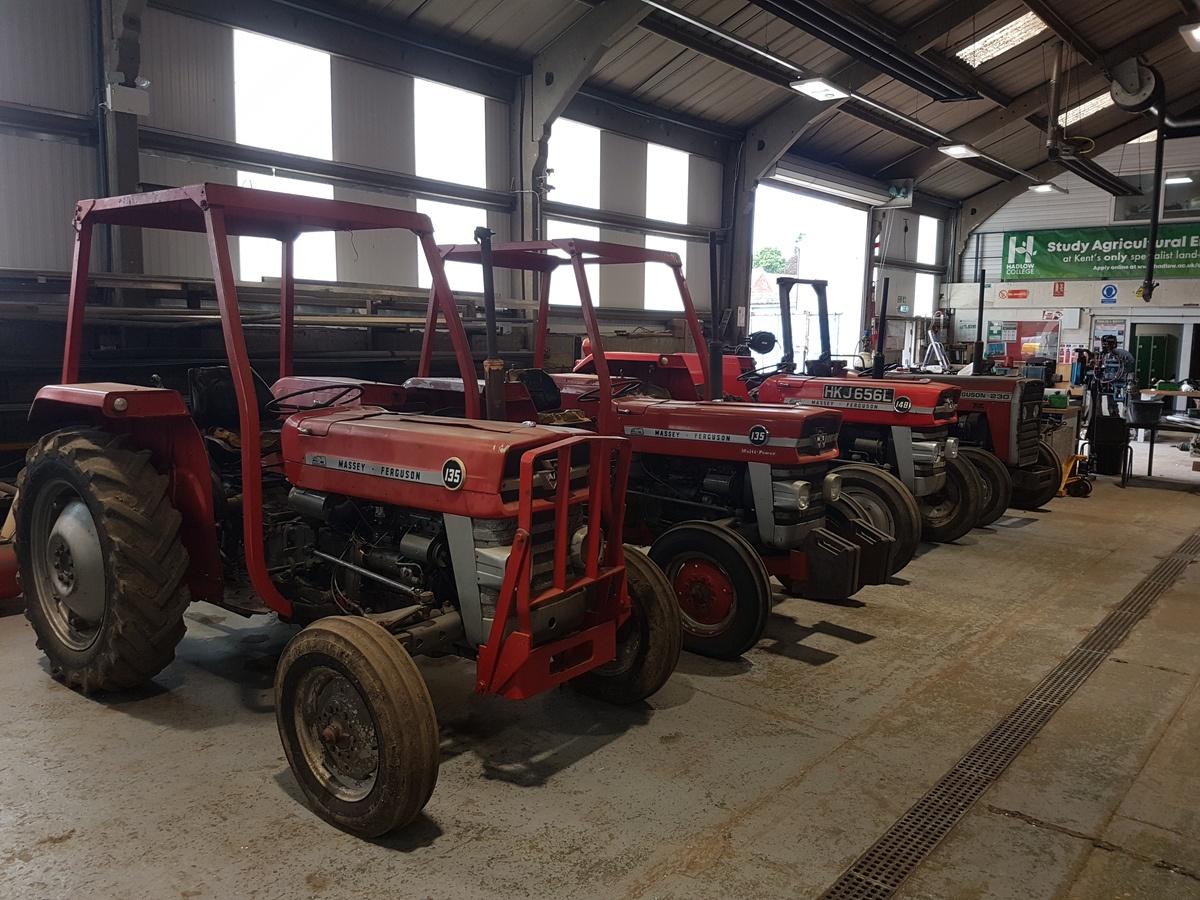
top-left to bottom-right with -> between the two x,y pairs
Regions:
916,455 -> 983,543
1011,441 -> 1062,510
15,428 -> 190,693
276,616 -> 439,838
831,464 -> 922,575
649,521 -> 771,660
571,547 -> 680,704
959,446 -> 1013,527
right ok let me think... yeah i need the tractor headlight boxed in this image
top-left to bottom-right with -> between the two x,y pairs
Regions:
570,526 -> 604,572
822,472 -> 843,503
771,479 -> 811,512
944,437 -> 960,460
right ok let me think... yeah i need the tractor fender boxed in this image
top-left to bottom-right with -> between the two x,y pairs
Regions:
28,383 -> 223,604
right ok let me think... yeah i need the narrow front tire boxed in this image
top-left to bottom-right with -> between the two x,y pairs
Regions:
570,547 -> 681,704
275,616 -> 439,838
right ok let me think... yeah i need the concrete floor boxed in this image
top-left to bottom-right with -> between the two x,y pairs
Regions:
1,477 -> 1199,900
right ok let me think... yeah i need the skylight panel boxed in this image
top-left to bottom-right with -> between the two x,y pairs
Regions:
956,12 -> 1047,67
1058,93 -> 1115,129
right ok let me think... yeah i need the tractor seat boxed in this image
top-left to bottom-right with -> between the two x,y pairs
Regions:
187,366 -> 278,430
507,368 -> 562,413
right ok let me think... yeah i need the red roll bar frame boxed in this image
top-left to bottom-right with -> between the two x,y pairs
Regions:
424,239 -> 713,425
61,183 -> 469,618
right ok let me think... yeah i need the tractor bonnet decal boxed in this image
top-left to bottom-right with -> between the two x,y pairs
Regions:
807,384 -> 933,414
822,384 -> 895,403
441,457 -> 466,490
623,425 -> 795,447
959,390 -> 1014,401
305,453 -> 458,488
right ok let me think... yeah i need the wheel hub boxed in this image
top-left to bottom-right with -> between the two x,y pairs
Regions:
673,559 -> 735,635
30,485 -> 107,651
314,678 -> 378,782
294,667 -> 380,801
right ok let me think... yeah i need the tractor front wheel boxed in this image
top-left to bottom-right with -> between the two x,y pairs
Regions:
829,464 -> 922,575
649,521 -> 771,660
959,446 -> 1013,527
15,429 -> 190,693
916,455 -> 984,543
1011,440 -> 1063,510
571,547 -> 681,704
275,616 -> 439,838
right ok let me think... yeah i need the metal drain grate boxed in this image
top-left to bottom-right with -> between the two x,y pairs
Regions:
821,530 -> 1200,900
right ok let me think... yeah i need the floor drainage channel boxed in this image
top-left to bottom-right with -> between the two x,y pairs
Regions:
820,530 -> 1200,900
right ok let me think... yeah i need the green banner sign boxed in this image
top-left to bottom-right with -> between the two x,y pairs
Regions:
1001,223 -> 1200,280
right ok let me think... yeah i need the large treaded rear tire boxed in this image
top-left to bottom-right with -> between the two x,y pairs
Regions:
571,547 -> 681,704
15,428 -> 190,693
917,454 -> 983,543
959,446 -> 1013,527
276,616 -> 439,837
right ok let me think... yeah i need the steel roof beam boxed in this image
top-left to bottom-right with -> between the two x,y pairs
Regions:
955,89 -> 1200,256
745,0 -> 978,101
881,12 -> 1190,181
1021,0 -> 1104,69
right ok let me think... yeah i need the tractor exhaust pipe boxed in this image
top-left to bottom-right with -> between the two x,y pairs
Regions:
871,277 -> 890,379
973,270 -> 986,374
475,226 -> 506,421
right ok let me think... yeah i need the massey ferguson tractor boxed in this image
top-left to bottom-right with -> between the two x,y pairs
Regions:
397,236 -> 895,662
876,278 -> 1062,511
727,279 -> 1010,543
13,185 -> 680,838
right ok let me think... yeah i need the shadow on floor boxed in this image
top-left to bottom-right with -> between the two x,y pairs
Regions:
757,612 -> 876,665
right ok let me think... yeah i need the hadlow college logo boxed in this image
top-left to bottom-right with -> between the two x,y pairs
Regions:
1006,234 -> 1037,274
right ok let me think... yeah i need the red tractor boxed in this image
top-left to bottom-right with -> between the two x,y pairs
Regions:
885,372 -> 1060,510
727,278 -> 1010,541
13,185 -> 679,837
396,236 -> 895,662
573,275 -> 999,564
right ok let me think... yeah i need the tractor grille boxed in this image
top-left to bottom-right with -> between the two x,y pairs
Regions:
1016,380 -> 1042,467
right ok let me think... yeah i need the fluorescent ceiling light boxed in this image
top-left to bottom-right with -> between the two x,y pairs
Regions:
1058,93 -> 1115,128
939,144 -> 981,159
1027,182 -> 1068,194
1180,23 -> 1200,52
790,77 -> 849,101
956,12 -> 1048,67
769,159 -> 893,206
1165,175 -> 1194,185
1129,131 -> 1157,144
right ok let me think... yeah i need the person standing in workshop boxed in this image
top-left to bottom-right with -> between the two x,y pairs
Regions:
1097,334 -> 1137,417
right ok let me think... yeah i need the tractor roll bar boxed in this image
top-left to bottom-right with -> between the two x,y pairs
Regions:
434,239 -> 715,404
775,277 -> 832,371
62,183 -> 474,619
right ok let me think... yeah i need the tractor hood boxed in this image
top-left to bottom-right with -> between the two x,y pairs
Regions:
756,375 -> 960,426
282,407 -> 586,517
616,396 -> 841,464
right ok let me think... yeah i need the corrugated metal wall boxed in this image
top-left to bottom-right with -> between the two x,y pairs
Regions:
141,8 -> 236,140
0,0 -> 98,271
0,134 -> 98,271
0,3 -> 725,313
0,0 -> 93,114
963,137 -> 1200,280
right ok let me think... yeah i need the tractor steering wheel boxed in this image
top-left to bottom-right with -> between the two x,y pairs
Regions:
736,362 -> 793,386
576,379 -> 645,403
265,384 -> 365,414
